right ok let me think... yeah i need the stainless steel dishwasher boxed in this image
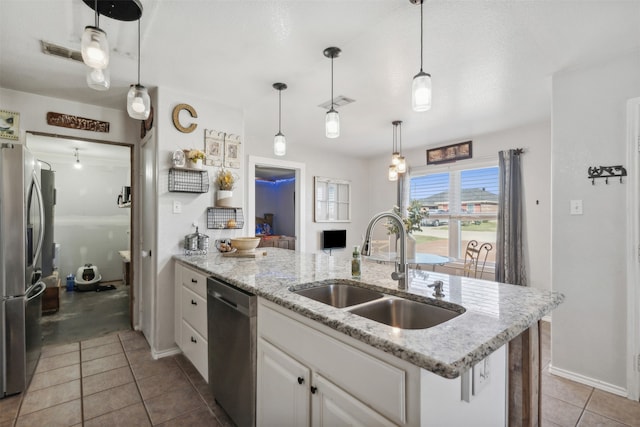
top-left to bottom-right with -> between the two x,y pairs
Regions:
207,276 -> 256,427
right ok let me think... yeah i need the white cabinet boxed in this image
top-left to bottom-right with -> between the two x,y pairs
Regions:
257,299 -> 418,426
175,262 -> 208,381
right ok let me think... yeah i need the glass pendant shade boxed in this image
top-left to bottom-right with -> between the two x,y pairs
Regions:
388,165 -> 398,181
127,84 -> 150,120
86,67 -> 110,91
274,132 -> 286,156
391,152 -> 400,166
81,26 -> 109,69
412,71 -> 432,112
325,108 -> 340,138
397,156 -> 407,174
74,159 -> 82,169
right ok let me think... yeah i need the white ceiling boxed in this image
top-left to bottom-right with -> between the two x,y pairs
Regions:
1,1 -> 639,159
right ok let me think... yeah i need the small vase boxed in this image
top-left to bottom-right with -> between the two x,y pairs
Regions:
190,159 -> 203,170
216,190 -> 233,207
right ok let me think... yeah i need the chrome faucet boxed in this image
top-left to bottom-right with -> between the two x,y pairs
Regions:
361,211 -> 408,290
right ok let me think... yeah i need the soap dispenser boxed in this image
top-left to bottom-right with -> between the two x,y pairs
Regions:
351,245 -> 362,279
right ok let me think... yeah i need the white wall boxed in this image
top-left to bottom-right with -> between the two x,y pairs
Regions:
366,121 -> 552,292
551,51 -> 640,392
154,86 -> 243,352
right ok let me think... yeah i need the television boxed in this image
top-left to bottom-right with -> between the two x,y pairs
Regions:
322,229 -> 347,250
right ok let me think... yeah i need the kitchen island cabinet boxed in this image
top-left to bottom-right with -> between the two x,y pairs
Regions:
174,248 -> 562,425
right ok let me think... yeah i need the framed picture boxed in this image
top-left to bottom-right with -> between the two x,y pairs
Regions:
426,140 -> 472,165
204,129 -> 224,166
0,110 -> 20,141
224,134 -> 241,169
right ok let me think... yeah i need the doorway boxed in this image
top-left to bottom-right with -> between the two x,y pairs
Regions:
26,132 -> 134,346
248,156 -> 306,252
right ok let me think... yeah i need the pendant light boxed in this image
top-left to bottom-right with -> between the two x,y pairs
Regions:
73,148 -> 82,169
388,121 -> 407,181
127,17 -> 150,120
81,0 -> 109,70
273,83 -> 287,156
411,0 -> 432,112
323,47 -> 341,139
86,66 -> 110,91
396,121 -> 407,173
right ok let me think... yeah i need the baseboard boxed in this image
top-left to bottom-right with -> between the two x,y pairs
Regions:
151,345 -> 181,360
548,365 -> 628,398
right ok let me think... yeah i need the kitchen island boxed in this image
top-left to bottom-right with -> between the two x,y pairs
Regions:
174,248 -> 563,426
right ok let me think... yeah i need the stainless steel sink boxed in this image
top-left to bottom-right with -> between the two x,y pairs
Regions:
292,282 -> 384,308
348,298 -> 464,330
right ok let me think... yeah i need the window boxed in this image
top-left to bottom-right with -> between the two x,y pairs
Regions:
409,165 -> 499,261
314,176 -> 351,222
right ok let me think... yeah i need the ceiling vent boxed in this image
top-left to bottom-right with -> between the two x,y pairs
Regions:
41,40 -> 83,62
318,95 -> 355,110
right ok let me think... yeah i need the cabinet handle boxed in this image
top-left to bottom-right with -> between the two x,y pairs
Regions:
191,300 -> 197,305
190,336 -> 197,343
310,386 -> 317,394
297,377 -> 304,385
191,278 -> 198,283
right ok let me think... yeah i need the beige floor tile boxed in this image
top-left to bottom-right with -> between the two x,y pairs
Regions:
587,390 -> 640,427
19,379 -> 81,415
83,402 -> 151,427
136,365 -> 192,401
82,382 -> 141,421
125,347 -> 155,366
41,342 -> 80,358
81,341 -> 124,362
542,371 -> 594,408
130,357 -> 179,381
578,410 -> 630,427
143,384 -> 206,425
0,393 -> 22,423
118,330 -> 144,342
80,333 -> 119,349
15,399 -> 81,427
29,364 -> 81,392
36,351 -> 80,373
81,352 -> 128,377
542,394 -> 584,426
155,407 -> 221,427
82,366 -> 134,396
121,335 -> 150,353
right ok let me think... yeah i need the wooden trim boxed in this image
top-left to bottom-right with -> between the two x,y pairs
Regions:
508,321 -> 541,426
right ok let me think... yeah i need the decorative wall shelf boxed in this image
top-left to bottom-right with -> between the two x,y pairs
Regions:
587,165 -> 627,185
169,168 -> 209,193
207,207 -> 244,229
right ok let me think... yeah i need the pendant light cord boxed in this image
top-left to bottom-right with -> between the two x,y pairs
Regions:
419,0 -> 424,72
94,0 -> 99,26
399,122 -> 402,154
137,18 -> 141,85
330,56 -> 334,109
278,89 -> 282,133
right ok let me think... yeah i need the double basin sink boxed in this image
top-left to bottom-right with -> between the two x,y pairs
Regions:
291,280 -> 464,330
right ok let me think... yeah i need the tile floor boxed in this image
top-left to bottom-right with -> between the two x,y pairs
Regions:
2,321 -> 639,426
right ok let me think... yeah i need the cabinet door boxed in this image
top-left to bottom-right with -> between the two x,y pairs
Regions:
312,374 -> 395,427
257,338 -> 310,427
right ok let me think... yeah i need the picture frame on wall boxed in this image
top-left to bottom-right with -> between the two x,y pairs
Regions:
0,110 -> 20,141
426,140 -> 472,165
204,129 -> 224,166
224,134 -> 241,169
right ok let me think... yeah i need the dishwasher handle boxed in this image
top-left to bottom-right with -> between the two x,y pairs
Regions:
212,291 -> 251,317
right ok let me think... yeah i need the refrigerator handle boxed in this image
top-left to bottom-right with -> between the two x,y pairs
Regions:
25,281 -> 46,301
30,170 -> 45,269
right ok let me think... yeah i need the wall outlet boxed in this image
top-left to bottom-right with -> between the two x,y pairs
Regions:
472,357 -> 491,395
173,200 -> 182,214
570,199 -> 583,215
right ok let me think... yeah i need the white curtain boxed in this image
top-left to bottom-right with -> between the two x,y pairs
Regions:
496,149 -> 527,286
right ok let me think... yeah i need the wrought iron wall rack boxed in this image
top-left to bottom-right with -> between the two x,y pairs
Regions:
587,165 -> 627,185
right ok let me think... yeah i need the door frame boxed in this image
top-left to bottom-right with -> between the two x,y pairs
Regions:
247,156 -> 306,252
626,97 -> 640,401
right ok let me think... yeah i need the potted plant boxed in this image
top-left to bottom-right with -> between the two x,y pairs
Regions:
215,168 -> 236,207
386,200 -> 425,259
187,149 -> 205,169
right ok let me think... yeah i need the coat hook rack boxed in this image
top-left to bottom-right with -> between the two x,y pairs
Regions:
587,165 -> 627,185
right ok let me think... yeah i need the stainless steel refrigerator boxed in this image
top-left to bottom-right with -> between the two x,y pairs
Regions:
1,142 -> 47,398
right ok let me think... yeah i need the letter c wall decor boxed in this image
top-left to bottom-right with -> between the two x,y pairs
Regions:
172,103 -> 198,133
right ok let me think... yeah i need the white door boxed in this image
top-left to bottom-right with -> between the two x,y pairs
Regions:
311,374 -> 395,427
257,338 -> 310,427
140,133 -> 157,348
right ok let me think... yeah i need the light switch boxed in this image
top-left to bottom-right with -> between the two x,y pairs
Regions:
570,199 -> 583,215
173,200 -> 182,214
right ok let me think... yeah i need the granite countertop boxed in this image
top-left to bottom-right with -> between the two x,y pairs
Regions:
174,247 -> 564,379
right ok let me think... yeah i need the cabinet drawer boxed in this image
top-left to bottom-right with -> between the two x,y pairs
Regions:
260,303 -> 407,424
181,265 -> 208,298
181,286 -> 207,338
181,320 -> 208,382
